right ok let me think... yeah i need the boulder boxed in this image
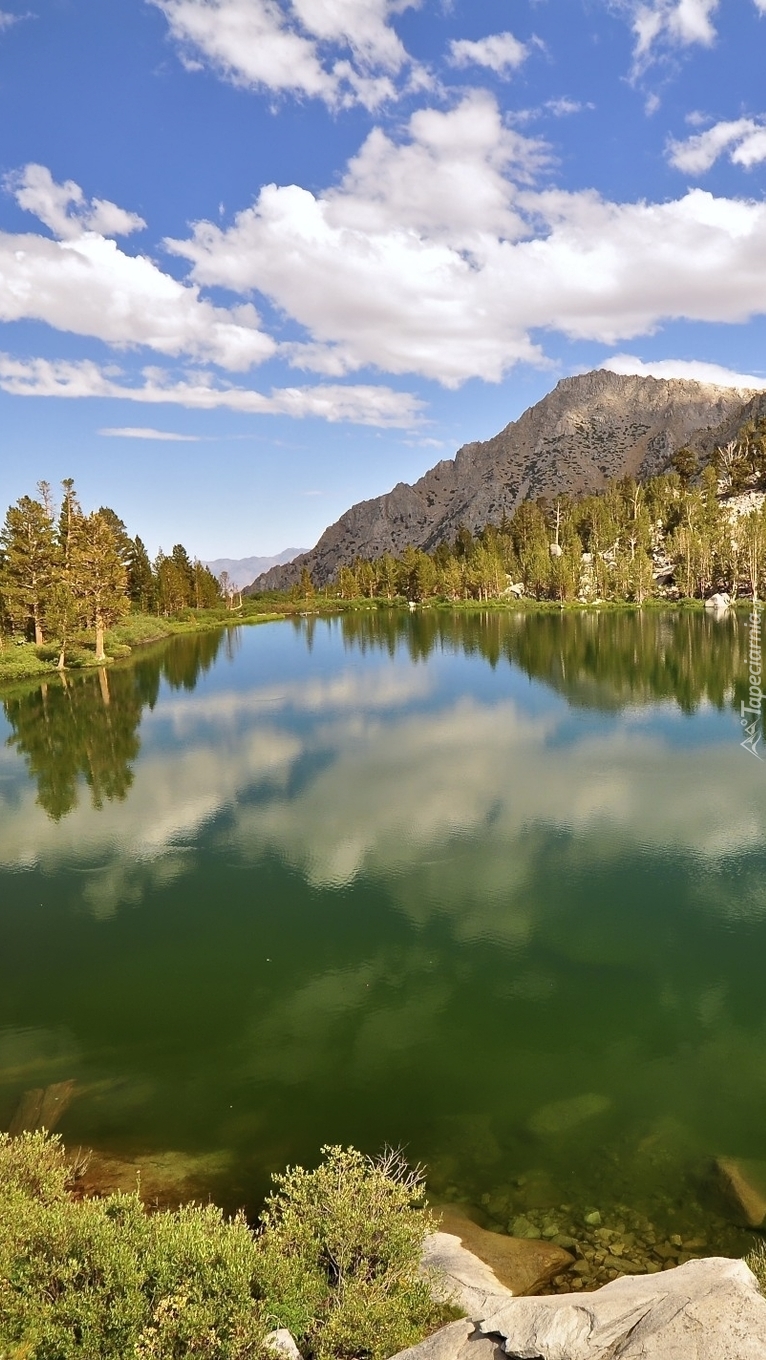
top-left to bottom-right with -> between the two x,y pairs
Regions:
264,1330 -> 302,1360
426,1207 -> 573,1309
390,1319 -> 504,1360
715,1156 -> 766,1228
704,592 -> 731,610
479,1257 -> 766,1360
422,1232 -> 512,1320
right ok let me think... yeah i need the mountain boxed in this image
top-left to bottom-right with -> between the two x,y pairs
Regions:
249,369 -> 763,591
204,549 -> 308,590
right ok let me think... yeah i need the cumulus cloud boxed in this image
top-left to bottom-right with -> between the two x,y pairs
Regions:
166,94 -> 766,385
150,0 -> 422,109
604,353 -> 766,389
629,0 -> 719,69
8,164 -> 147,240
2,165 -> 274,370
0,355 -> 424,426
668,117 -> 766,173
448,31 -> 528,76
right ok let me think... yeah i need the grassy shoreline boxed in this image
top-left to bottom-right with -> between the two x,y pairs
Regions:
1,593 -> 755,691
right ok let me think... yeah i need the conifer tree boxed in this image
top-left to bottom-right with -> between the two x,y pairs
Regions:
127,536 -> 155,610
0,485 -> 58,643
71,511 -> 129,661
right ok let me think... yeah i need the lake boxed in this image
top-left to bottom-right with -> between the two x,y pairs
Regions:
1,609 -> 764,1270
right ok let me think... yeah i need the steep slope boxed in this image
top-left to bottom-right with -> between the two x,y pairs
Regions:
250,370 -> 757,591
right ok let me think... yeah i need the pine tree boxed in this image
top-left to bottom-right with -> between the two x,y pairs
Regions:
71,511 -> 129,661
127,537 -> 155,610
0,485 -> 58,644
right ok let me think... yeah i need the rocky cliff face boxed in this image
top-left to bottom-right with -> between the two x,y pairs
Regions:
250,369 -> 760,591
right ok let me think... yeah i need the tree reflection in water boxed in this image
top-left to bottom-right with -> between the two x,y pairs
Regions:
2,629 -> 229,820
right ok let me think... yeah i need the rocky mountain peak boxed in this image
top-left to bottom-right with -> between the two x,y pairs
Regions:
249,368 -> 759,592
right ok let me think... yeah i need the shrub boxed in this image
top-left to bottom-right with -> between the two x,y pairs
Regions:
0,1136 -> 448,1360
254,1146 -> 447,1360
0,1133 -> 266,1360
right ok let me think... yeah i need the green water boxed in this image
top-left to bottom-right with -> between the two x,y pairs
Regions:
1,610 -> 765,1256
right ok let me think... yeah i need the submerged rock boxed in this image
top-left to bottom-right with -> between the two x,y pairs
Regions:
426,1207 -> 573,1309
715,1156 -> 766,1228
479,1257 -> 766,1360
8,1080 -> 77,1136
528,1094 -> 611,1137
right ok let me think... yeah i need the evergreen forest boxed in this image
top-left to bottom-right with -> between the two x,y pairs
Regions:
0,479 -> 223,667
322,425 -> 766,606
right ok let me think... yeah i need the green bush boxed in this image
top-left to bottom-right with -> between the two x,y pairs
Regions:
256,1146 -> 447,1360
0,1136 -> 449,1360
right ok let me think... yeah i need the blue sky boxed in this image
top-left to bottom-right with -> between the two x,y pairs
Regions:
2,0 -> 766,557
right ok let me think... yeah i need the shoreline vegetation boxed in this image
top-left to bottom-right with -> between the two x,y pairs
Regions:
0,1133 -> 454,1360
4,424 -> 766,689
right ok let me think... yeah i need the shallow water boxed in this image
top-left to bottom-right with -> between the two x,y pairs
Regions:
1,610 -> 764,1260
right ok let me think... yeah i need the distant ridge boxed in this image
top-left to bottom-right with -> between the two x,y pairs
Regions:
249,369 -> 765,592
204,549 -> 308,590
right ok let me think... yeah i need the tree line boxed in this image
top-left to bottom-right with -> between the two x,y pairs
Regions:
326,420 -> 766,605
0,479 -> 222,666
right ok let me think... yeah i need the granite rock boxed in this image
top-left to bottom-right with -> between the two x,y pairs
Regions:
479,1257 -> 766,1360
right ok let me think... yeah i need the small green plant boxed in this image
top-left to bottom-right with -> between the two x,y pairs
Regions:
0,1136 -> 448,1360
746,1240 -> 766,1293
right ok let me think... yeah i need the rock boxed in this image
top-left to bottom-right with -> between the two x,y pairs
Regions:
8,1080 -> 77,1136
264,1331 -> 302,1360
77,1147 -> 234,1206
583,1211 -> 602,1227
388,1319 -> 505,1360
480,1258 -> 766,1360
421,1233 -> 512,1320
429,1209 -> 574,1307
528,1095 -> 611,1137
511,1217 -> 538,1239
714,1156 -> 766,1227
549,543 -> 563,558
704,592 -> 731,610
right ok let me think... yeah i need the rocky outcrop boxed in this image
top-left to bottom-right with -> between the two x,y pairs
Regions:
479,1257 -> 766,1360
250,370 -> 758,591
397,1258 -> 766,1360
392,1320 -> 505,1360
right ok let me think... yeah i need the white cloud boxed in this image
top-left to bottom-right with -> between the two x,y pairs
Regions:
168,93 -> 549,385
8,164 -> 146,240
629,0 -> 719,69
545,97 -> 587,117
603,353 -> 766,389
0,355 -> 424,426
668,117 -> 766,173
98,426 -> 202,440
448,31 -> 528,76
1,165 -> 275,370
166,94 -> 766,385
150,0 -> 421,109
